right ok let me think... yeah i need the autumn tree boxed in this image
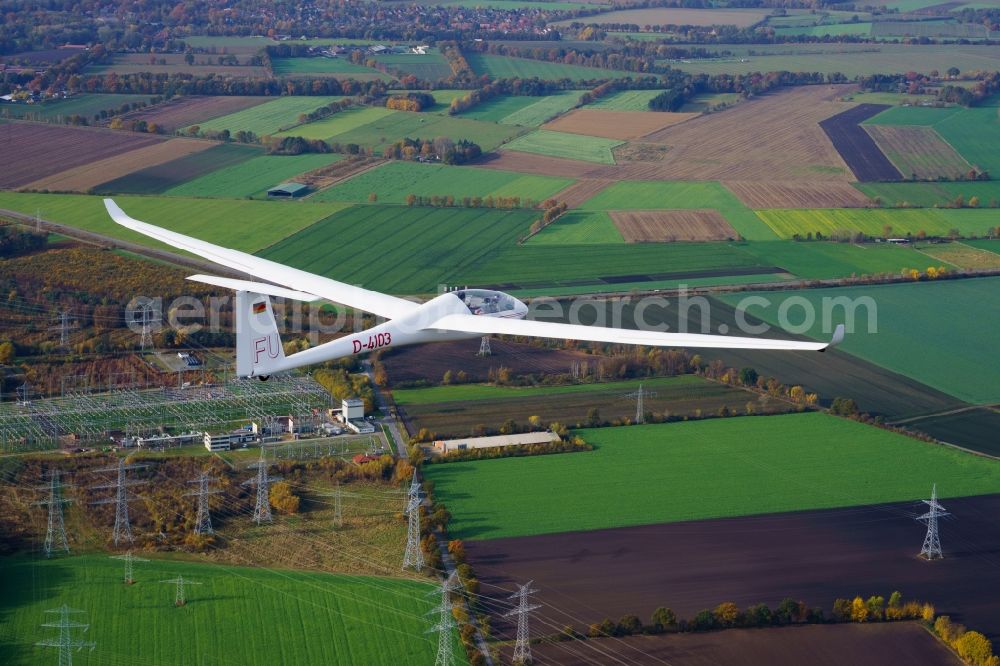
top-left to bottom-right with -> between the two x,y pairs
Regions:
269,481 -> 300,515
713,602 -> 740,627
650,606 -> 677,632
850,596 -> 869,622
0,341 -> 14,364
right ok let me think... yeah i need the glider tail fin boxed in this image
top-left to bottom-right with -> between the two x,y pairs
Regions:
235,290 -> 286,378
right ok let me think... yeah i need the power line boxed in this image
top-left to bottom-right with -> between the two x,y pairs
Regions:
110,551 -> 150,585
505,581 -> 541,666
91,459 -> 149,546
35,469 -> 71,558
186,471 -> 221,535
36,604 -> 95,666
917,483 -> 950,560
160,575 -> 202,607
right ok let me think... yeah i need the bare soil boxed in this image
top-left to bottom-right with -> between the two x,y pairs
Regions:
613,142 -> 671,163
115,96 -> 269,132
545,179 -> 615,208
475,152 -> 608,179
610,209 -> 739,242
466,494 -> 1000,641
819,104 -> 902,182
542,109 -> 698,140
723,180 -> 873,208
516,623 -> 959,666
0,122 -> 163,189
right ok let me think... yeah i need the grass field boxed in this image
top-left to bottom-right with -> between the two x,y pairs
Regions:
459,91 -> 581,126
271,57 -> 392,80
466,53 -> 636,81
0,192 -> 347,254
720,277 -> 1000,404
585,89 -> 663,111
756,208 -> 1000,239
0,555 -> 459,666
93,143 -> 261,195
259,205 -> 536,293
856,181 -> 1000,208
579,180 -> 778,241
165,153 -> 344,199
502,130 -> 623,164
773,22 -> 873,37
320,111 -> 526,152
425,412 -> 1000,540
745,240 -> 925,279
0,94 -> 153,122
188,96 -> 346,136
274,106 -> 395,140
312,161 -> 571,204
373,50 -> 453,81
526,211 -> 623,244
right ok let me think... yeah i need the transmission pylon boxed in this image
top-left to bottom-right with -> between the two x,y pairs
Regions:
505,581 -> 541,666
110,551 -> 150,585
243,447 -> 280,525
312,481 -> 360,528
477,336 -> 492,357
622,383 -> 657,424
35,469 -> 72,558
91,459 -> 148,546
426,574 -> 458,666
49,311 -> 76,351
403,493 -> 424,571
917,483 -> 950,560
138,303 -> 155,351
186,472 -> 221,535
36,605 -> 95,666
405,473 -> 421,513
160,575 -> 202,606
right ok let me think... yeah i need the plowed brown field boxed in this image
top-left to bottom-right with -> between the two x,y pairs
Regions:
475,152 -> 606,178
724,180 -> 873,208
611,209 -> 738,241
545,179 -> 615,207
116,96 -> 268,132
25,137 -> 215,192
0,123 -> 163,189
542,109 -> 699,140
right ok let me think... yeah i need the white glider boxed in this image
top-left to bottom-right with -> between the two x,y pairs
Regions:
104,199 -> 843,379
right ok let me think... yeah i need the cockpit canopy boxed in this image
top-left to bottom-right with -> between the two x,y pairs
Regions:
454,289 -> 527,318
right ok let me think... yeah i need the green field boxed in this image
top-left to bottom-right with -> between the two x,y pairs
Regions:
867,98 -> 1000,175
745,240 -> 924,279
856,181 -> 1000,208
373,50 -> 453,80
503,130 -> 622,164
773,22 -> 872,37
425,412 -> 1000,540
580,180 -> 778,241
313,161 -> 571,204
0,192 -> 347,254
259,205 -> 536,293
466,52 -> 636,81
319,111 -> 526,152
0,94 -> 154,122
0,555 -> 458,666
165,153 -> 344,199
527,211 -> 623,244
271,57 -> 392,80
756,208 -> 1000,239
274,106 -> 395,140
94,143 -> 261,195
459,91 -> 581,126
721,277 -> 1000,404
586,89 -> 663,111
188,96 -> 347,135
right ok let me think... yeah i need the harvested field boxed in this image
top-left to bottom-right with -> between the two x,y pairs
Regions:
475,152 -> 608,178
724,180 -> 873,208
24,138 -> 214,193
865,125 -> 973,180
636,85 -> 857,181
820,104 -> 902,182
382,337 -> 593,386
613,142 -> 670,162
610,209 -> 739,242
502,130 -> 623,164
551,7 -> 769,27
544,178 -> 615,207
466,494 -> 1000,640
541,109 -> 698,140
299,157 -> 384,192
115,96 -> 268,132
518,624 -> 959,666
0,123 -> 162,189
87,52 -> 269,77
93,143 -> 261,195
916,241 -> 1000,270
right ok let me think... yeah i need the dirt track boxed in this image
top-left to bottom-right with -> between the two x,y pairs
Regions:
467,494 -> 1000,641
517,622 -> 959,666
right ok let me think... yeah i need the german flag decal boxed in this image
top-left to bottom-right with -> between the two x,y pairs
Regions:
252,301 -> 267,314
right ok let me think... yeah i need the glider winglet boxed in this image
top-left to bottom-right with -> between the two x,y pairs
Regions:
820,323 -> 846,352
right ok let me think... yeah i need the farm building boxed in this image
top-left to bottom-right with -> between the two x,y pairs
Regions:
433,431 -> 560,454
267,182 -> 309,198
